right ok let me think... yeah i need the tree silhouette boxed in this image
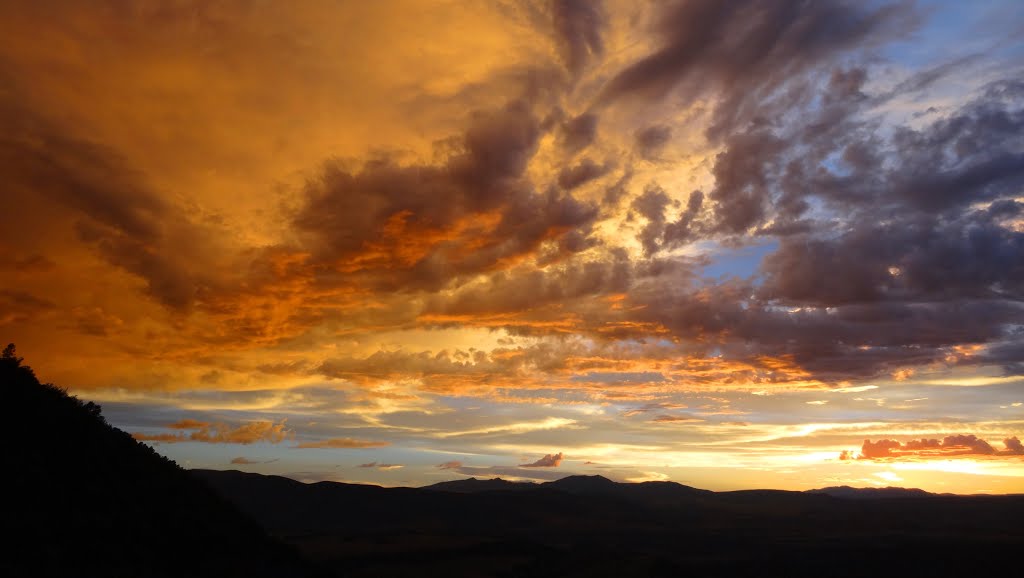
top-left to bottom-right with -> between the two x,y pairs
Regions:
2,342 -> 18,361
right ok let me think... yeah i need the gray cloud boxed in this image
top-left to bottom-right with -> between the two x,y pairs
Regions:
599,0 -> 916,135
552,0 -> 606,77
634,125 -> 672,160
294,100 -> 600,293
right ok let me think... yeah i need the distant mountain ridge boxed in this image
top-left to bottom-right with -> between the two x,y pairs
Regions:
427,476 -> 538,492
193,468 -> 1024,577
806,485 -> 935,499
423,475 -> 939,500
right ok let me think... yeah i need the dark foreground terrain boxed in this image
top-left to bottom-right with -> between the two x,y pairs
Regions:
196,468 -> 1024,578
6,345 -> 1023,577
3,347 -> 315,578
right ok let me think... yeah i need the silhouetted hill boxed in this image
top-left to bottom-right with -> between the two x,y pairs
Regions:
195,468 -> 1024,578
807,485 -> 935,499
426,476 -> 537,492
2,346 -> 314,578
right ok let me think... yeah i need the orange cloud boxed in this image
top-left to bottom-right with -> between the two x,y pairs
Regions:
437,461 -> 463,470
844,435 -> 1024,460
651,414 -> 703,423
134,420 -> 290,444
520,452 -> 564,468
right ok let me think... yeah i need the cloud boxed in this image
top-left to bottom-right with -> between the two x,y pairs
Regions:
651,415 -> 703,423
294,438 -> 390,449
293,100 -> 600,293
0,251 -> 54,274
0,289 -> 56,325
134,420 -> 290,444
437,461 -> 464,470
358,462 -> 403,470
626,471 -> 669,483
551,0 -> 606,77
634,125 -> 672,159
436,418 -> 578,438
0,99 -> 226,311
560,112 -> 599,152
169,419 -> 211,430
598,0 -> 915,131
557,158 -> 611,191
230,457 -> 258,465
622,402 -> 688,417
1005,437 -> 1024,454
520,452 -> 564,468
845,434 -> 1024,460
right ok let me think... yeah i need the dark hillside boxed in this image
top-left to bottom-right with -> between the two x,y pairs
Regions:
2,345 -> 314,578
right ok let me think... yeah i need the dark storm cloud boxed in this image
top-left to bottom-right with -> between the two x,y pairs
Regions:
421,248 -> 633,318
0,289 -> 56,325
316,343 -> 576,389
760,211 -> 1024,306
632,184 -> 672,256
634,125 -> 672,160
560,112 -> 599,152
294,100 -> 600,292
598,0 -> 915,132
558,158 -> 611,191
716,79 -> 1024,378
0,252 -> 55,274
0,97 -> 217,310
623,266 -> 1023,381
551,0 -> 606,77
973,339 -> 1024,376
598,50 -> 1024,381
783,79 -> 1024,221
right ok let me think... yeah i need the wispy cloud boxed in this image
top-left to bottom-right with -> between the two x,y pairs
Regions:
134,420 -> 290,444
295,438 -> 390,449
435,418 -> 578,438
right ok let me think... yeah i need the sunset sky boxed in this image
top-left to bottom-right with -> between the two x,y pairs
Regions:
3,0 -> 1024,493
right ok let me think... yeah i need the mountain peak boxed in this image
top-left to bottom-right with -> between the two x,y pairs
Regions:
807,486 -> 934,499
545,474 -> 619,492
426,476 -> 536,493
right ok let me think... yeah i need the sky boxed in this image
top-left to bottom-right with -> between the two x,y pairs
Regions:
2,0 -> 1024,494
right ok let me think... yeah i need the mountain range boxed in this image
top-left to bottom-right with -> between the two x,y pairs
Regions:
194,468 -> 1024,577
